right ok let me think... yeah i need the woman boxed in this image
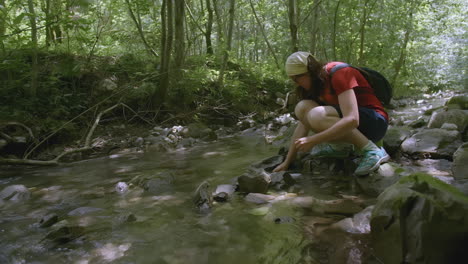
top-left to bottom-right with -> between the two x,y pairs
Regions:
273,51 -> 389,175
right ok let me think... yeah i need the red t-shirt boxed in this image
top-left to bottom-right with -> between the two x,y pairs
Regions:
319,62 -> 388,121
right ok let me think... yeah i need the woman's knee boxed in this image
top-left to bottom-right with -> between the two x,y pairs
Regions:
306,106 -> 340,131
294,100 -> 319,121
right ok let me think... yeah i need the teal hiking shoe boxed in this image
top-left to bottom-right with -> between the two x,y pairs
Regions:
354,147 -> 390,176
310,143 -> 353,158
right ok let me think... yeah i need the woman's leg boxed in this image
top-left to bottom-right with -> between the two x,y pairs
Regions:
295,101 -> 369,149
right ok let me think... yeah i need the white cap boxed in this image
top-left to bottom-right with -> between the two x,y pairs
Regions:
285,51 -> 311,76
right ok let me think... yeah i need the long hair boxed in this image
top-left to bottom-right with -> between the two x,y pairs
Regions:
295,55 -> 327,102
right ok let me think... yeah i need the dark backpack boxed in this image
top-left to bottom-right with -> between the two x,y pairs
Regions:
329,63 -> 393,106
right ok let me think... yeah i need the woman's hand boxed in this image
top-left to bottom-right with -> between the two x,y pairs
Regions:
294,136 -> 316,152
273,162 -> 290,172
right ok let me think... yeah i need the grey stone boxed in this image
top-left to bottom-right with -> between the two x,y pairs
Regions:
383,126 -> 412,155
371,173 -> 468,264
427,109 -> 468,132
440,123 -> 458,131
452,143 -> 468,180
237,168 -> 271,194
213,184 -> 236,202
245,193 -> 275,204
401,128 -> 462,159
142,173 -> 174,195
68,207 -> 103,216
193,181 -> 212,214
44,220 -> 85,244
0,185 -> 30,202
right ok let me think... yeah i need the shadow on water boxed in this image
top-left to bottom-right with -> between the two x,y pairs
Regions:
0,135 -> 320,264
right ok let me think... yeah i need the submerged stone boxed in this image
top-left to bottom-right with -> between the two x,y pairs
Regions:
0,185 -> 30,202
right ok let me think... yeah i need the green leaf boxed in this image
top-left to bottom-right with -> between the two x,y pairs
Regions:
13,13 -> 26,25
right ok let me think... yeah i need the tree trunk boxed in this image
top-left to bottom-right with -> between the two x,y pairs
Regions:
0,0 -> 6,55
248,0 -> 281,70
205,0 -> 214,55
218,0 -> 235,87
392,9 -> 414,88
288,0 -> 298,53
332,0 -> 343,60
212,0 -> 224,51
155,0 -> 174,108
27,0 -> 38,98
310,0 -> 321,55
45,0 -> 51,47
174,0 -> 185,68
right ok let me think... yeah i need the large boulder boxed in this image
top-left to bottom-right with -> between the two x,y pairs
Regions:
400,128 -> 462,159
452,143 -> 468,179
427,109 -> 468,133
445,95 -> 468,110
370,173 -> 468,264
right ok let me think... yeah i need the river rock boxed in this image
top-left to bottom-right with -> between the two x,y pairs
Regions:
212,184 -> 236,202
39,213 -> 59,228
0,185 -> 30,202
400,128 -> 462,159
452,143 -> 468,179
446,95 -> 468,109
370,173 -> 468,264
330,206 -> 373,234
68,207 -> 103,216
193,181 -> 212,214
383,126 -> 412,155
237,168 -> 271,194
245,193 -> 276,204
115,182 -> 129,194
427,109 -> 468,132
440,123 -> 458,131
142,173 -> 174,195
355,163 -> 402,197
290,196 -> 363,216
44,220 -> 85,244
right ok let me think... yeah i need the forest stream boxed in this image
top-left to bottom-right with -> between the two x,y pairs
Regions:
1,91 -> 467,264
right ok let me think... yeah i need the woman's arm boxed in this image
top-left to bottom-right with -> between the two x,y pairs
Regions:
273,122 -> 308,172
294,89 -> 360,152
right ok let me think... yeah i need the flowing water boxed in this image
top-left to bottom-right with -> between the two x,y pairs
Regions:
0,134 -> 314,264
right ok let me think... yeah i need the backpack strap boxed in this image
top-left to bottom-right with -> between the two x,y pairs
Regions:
329,63 -> 351,76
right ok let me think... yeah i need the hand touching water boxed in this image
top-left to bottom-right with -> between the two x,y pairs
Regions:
294,136 -> 316,152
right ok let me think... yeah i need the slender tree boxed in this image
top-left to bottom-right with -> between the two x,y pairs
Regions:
155,0 -> 174,107
205,0 -> 214,55
0,0 -> 6,54
125,0 -> 158,58
174,0 -> 185,68
218,0 -> 235,87
288,0 -> 298,53
27,0 -> 38,97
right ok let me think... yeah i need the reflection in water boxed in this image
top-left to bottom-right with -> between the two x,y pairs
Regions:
0,135 -> 314,263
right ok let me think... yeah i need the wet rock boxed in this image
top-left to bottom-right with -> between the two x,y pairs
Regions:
68,207 -> 103,216
290,196 -> 363,216
212,184 -> 236,202
355,163 -> 402,197
273,114 -> 294,126
401,128 -> 462,159
330,206 -> 373,234
446,95 -> 468,110
142,173 -> 174,195
452,143 -> 468,179
383,126 -> 412,155
116,213 -> 137,224
44,220 -> 85,244
39,213 -> 59,228
441,122 -> 458,131
133,137 -> 144,147
408,117 -> 427,128
181,123 -> 216,141
0,185 -> 30,202
274,216 -> 295,224
237,168 -> 271,194
251,155 -> 284,171
413,159 -> 452,179
427,109 -> 468,132
115,182 -> 129,194
237,119 -> 255,130
193,181 -> 212,214
371,173 -> 468,264
245,193 -> 275,204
